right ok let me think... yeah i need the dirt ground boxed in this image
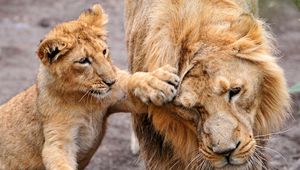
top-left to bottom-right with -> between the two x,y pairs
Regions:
0,0 -> 299,169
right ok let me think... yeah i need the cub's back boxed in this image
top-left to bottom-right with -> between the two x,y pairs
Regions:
0,85 -> 45,169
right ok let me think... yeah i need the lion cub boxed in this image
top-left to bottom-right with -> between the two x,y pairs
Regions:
0,4 -> 179,170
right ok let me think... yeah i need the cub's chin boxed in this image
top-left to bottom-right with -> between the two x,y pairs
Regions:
89,88 -> 111,99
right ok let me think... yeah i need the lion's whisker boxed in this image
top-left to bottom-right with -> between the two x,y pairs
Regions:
246,157 -> 252,170
255,144 -> 288,166
253,149 -> 268,163
254,138 -> 270,141
254,151 -> 267,163
253,151 -> 268,170
252,154 -> 261,169
200,160 -> 207,170
249,155 -> 255,170
254,127 -> 294,138
208,161 -> 214,170
169,158 -> 181,170
189,154 -> 200,170
198,159 -> 206,170
185,152 -> 202,170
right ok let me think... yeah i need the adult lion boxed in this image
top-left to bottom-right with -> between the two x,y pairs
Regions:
125,0 -> 290,169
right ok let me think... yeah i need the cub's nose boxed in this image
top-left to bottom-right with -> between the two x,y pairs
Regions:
212,141 -> 240,156
103,79 -> 116,87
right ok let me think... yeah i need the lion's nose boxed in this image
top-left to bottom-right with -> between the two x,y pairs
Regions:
212,141 -> 240,156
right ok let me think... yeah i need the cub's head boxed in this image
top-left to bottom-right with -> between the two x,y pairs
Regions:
173,14 -> 290,169
37,4 -> 116,98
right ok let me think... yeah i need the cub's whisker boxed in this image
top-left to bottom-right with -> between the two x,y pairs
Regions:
79,89 -> 91,102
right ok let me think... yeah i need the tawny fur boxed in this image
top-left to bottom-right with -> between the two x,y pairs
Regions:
125,0 -> 290,169
0,4 -> 179,170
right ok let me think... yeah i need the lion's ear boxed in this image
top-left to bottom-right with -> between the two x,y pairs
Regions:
78,4 -> 108,28
230,13 -> 265,54
231,14 -> 259,38
37,38 -> 68,65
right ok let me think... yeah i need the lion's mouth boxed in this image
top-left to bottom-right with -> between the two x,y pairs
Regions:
218,163 -> 250,170
199,141 -> 258,169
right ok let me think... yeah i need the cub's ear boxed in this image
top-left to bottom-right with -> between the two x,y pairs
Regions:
37,38 -> 69,65
78,4 -> 108,28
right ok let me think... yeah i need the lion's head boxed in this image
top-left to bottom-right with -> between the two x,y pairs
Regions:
173,54 -> 289,169
37,4 -> 116,99
147,13 -> 290,170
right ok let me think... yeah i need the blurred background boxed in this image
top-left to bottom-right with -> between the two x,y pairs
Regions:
0,0 -> 299,169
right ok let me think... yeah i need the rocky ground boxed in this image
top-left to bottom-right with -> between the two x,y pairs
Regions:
0,0 -> 299,169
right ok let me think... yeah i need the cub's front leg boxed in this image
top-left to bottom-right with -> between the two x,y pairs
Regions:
42,119 -> 78,170
108,65 -> 179,154
128,65 -> 180,106
108,65 -> 179,113
127,65 -> 179,154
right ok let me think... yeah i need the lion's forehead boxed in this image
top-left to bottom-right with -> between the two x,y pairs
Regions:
187,57 -> 261,91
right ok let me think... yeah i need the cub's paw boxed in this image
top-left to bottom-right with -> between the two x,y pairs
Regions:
130,65 -> 180,106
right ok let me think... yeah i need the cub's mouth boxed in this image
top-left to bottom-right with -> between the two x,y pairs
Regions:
88,79 -> 116,98
89,88 -> 111,98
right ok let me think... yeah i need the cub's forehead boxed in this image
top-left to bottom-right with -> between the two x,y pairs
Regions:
44,21 -> 107,50
46,20 -> 105,40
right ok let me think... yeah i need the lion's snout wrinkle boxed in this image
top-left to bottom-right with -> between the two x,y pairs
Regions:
204,112 -> 241,155
204,112 -> 237,136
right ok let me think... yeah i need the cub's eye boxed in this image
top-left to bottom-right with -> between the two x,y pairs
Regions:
229,87 -> 241,101
103,49 -> 107,56
78,57 -> 91,64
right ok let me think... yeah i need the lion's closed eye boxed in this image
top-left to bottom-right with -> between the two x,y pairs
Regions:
228,87 -> 241,102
